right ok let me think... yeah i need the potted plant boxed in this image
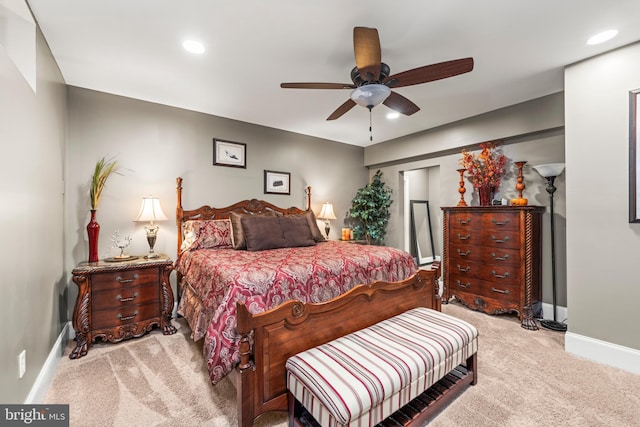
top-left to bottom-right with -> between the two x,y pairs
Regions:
87,156 -> 119,262
348,170 -> 392,245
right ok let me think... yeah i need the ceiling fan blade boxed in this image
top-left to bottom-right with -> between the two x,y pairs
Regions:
384,57 -> 474,88
281,82 -> 355,89
383,91 -> 420,116
327,99 -> 357,121
353,27 -> 382,82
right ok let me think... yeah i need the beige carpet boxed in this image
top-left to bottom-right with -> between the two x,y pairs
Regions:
45,303 -> 640,426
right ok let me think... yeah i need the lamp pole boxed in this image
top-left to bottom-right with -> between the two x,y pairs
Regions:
540,175 -> 567,332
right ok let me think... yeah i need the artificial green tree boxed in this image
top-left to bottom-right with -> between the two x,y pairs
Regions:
349,170 -> 393,245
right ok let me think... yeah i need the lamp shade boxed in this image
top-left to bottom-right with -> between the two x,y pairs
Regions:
532,163 -> 565,178
350,84 -> 391,108
317,202 -> 336,220
134,196 -> 168,222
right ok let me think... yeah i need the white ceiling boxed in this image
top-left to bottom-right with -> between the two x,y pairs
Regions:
26,0 -> 640,147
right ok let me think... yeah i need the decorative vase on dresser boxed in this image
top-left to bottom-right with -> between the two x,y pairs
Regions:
86,209 -> 100,262
441,205 -> 544,330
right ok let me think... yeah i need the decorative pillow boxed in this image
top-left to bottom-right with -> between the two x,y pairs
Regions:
279,216 -> 316,247
298,210 -> 326,242
229,210 -> 280,249
241,215 -> 287,251
181,219 -> 232,251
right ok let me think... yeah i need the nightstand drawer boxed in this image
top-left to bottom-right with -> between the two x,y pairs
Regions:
92,302 -> 160,330
92,283 -> 159,311
92,269 -> 159,291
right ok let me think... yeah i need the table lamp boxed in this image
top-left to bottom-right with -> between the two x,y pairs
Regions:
134,195 -> 168,258
317,202 -> 336,239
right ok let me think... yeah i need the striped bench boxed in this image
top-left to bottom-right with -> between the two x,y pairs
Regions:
285,307 -> 478,427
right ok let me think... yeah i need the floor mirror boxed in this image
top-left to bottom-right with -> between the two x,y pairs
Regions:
409,200 -> 437,266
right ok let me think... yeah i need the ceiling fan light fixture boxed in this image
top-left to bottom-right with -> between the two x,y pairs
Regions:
350,84 -> 391,108
182,39 -> 205,54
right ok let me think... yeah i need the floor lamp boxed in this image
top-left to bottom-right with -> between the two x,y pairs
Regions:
532,163 -> 567,332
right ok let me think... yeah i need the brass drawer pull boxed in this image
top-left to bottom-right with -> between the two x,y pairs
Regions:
491,270 -> 510,279
456,264 -> 471,272
117,311 -> 139,321
457,249 -> 471,256
491,218 -> 510,226
457,233 -> 472,241
457,218 -> 472,225
491,236 -> 510,243
491,287 -> 510,295
116,292 -> 138,302
491,253 -> 510,261
456,280 -> 471,288
116,273 -> 139,284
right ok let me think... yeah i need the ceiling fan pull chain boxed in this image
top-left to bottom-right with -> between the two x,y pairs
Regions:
369,106 -> 373,142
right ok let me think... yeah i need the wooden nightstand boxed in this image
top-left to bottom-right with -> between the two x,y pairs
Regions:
70,255 -> 176,359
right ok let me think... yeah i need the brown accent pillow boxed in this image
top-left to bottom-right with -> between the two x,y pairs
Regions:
241,215 -> 287,251
279,216 -> 316,247
229,210 -> 280,249
299,210 -> 325,242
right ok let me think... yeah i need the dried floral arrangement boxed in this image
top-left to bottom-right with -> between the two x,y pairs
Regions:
90,156 -> 119,210
459,141 -> 507,190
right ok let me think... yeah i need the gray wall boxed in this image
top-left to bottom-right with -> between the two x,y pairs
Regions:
0,27 -> 67,402
565,41 -> 640,352
365,95 -> 566,310
64,87 -> 368,319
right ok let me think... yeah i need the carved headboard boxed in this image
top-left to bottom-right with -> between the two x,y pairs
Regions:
175,177 -> 312,255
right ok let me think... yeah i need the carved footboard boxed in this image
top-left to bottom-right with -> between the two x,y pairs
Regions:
235,267 -> 440,427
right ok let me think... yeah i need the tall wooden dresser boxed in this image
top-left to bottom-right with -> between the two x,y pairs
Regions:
442,206 -> 544,330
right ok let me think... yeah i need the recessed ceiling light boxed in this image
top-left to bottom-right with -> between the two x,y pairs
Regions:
183,39 -> 205,54
386,112 -> 400,119
587,29 -> 618,45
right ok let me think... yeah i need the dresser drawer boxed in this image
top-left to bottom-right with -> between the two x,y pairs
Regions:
481,212 -> 519,231
91,268 -> 159,291
92,302 -> 160,330
449,260 -> 519,285
449,244 -> 520,267
449,275 -> 519,305
449,212 -> 482,229
92,283 -> 159,311
479,230 -> 521,249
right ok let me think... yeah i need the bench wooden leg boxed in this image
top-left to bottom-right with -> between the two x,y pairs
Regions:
468,353 -> 478,386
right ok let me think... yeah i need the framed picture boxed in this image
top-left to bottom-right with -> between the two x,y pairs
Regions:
213,138 -> 246,168
630,89 -> 640,223
264,170 -> 290,195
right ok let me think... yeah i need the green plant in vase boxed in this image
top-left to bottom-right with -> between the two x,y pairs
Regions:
349,170 -> 392,245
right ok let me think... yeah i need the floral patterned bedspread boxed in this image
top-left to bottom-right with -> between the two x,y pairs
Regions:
175,240 -> 417,385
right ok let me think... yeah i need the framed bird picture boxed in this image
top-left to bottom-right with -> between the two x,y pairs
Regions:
213,138 -> 246,168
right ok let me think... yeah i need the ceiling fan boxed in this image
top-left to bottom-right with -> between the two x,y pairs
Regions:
281,27 -> 474,121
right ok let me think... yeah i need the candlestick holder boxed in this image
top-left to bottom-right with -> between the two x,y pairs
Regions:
510,161 -> 528,206
456,168 -> 468,207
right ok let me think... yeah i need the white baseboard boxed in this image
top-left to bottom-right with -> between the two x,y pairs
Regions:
25,321 -> 73,404
565,332 -> 640,375
26,303 -> 180,404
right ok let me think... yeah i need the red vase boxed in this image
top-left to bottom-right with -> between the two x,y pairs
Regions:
87,210 -> 100,262
477,185 -> 494,206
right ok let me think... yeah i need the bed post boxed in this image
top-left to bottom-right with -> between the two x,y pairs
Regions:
176,177 -> 184,255
306,186 -> 311,211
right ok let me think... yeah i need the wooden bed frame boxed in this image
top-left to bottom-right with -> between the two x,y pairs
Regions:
236,268 -> 443,427
174,177 -> 446,426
